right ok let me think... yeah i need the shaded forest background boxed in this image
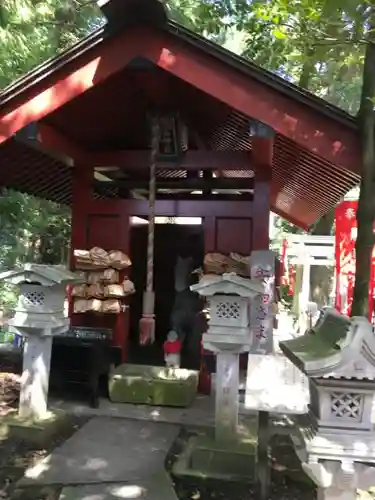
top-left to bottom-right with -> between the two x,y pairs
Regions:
0,0 -> 372,311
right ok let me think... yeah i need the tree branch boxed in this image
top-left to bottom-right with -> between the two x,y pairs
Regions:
312,38 -> 366,46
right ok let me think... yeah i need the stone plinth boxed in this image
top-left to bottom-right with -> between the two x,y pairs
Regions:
20,335 -> 53,418
108,364 -> 198,407
215,351 -> 239,444
1,409 -> 66,445
173,423 -> 257,482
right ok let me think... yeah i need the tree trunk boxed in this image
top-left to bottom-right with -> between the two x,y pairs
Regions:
351,26 -> 375,318
299,48 -> 316,89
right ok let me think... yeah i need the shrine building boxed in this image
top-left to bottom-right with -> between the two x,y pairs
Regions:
0,0 -> 360,362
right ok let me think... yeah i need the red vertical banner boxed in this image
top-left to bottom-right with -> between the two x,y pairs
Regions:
335,200 -> 375,321
280,238 -> 288,286
288,264 -> 296,295
335,201 -> 357,316
369,250 -> 375,325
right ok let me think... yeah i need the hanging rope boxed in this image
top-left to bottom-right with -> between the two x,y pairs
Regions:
146,118 -> 159,294
139,117 -> 160,345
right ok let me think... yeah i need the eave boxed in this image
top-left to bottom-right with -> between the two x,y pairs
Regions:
0,13 -> 360,229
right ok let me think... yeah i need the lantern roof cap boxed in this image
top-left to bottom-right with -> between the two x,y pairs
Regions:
0,264 -> 83,287
279,307 -> 375,380
190,272 -> 263,298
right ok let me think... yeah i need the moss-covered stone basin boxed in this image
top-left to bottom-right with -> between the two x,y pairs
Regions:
108,364 -> 199,407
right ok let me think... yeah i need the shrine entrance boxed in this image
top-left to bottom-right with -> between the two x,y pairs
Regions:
129,220 -> 204,367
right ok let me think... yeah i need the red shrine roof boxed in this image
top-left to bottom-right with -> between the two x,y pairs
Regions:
0,0 -> 360,229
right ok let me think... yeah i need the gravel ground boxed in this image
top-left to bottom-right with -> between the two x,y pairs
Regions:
0,373 -> 88,500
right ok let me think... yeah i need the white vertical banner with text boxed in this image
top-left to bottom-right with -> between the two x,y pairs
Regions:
249,250 -> 275,355
245,250 -> 309,414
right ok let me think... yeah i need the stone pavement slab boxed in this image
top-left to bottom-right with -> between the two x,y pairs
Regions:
51,393 -> 217,427
19,417 -> 179,486
59,481 -> 178,500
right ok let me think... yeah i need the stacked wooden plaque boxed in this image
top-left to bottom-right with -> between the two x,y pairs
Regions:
201,252 -> 250,278
72,247 -> 135,314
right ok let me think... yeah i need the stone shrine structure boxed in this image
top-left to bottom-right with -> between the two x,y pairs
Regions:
280,307 -> 375,500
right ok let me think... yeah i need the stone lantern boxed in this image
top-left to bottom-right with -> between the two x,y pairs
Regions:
191,273 -> 263,444
279,307 -> 375,500
0,264 -> 83,420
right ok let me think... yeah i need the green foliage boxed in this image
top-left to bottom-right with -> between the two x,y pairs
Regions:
0,189 -> 71,313
0,1 -> 97,311
0,189 -> 71,269
166,0 -> 367,115
166,0 -> 367,239
0,0 -> 103,88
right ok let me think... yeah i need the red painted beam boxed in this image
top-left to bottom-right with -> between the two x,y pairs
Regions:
38,123 -> 254,170
88,198 -> 253,218
252,136 -> 273,249
95,150 -> 253,171
0,28 -> 140,143
38,123 -> 88,164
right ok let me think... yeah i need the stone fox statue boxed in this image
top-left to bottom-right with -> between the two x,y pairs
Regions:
170,237 -> 203,369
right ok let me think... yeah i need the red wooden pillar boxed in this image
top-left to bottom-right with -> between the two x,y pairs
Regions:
203,216 -> 216,252
115,210 -> 130,361
203,214 -> 253,255
69,164 -> 93,320
239,127 -> 273,375
250,125 -> 275,500
69,170 -> 130,361
70,164 -> 93,267
83,201 -> 130,361
251,130 -> 274,251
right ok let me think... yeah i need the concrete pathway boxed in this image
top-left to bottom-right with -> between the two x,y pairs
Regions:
50,393 -> 217,427
51,392 -> 298,431
59,481 -> 176,500
19,417 -> 179,500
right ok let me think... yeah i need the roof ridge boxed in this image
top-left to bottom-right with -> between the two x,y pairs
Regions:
0,28 -> 105,104
0,18 -> 357,128
167,20 -> 356,127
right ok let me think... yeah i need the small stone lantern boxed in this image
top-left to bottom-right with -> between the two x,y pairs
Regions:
191,273 -> 263,444
0,264 -> 83,419
279,307 -> 375,500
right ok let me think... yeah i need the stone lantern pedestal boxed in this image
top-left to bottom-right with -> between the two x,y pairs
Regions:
191,273 -> 263,445
280,307 -> 375,500
172,273 -> 263,482
0,264 -> 83,420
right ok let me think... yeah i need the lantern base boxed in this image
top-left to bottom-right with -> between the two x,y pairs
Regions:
0,410 -> 66,445
173,430 -> 256,483
19,334 -> 53,420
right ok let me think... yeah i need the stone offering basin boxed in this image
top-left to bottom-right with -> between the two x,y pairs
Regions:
108,364 -> 199,407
